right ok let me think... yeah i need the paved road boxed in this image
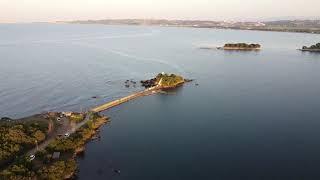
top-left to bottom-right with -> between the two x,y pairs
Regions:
27,116 -> 71,156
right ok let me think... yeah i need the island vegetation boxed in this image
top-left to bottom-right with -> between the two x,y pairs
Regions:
218,43 -> 261,50
140,73 -> 185,89
301,43 -> 320,52
68,112 -> 85,123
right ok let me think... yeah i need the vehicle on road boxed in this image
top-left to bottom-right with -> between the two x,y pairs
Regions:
29,154 -> 35,161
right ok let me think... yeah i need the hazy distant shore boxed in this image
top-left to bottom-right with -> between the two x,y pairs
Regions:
60,19 -> 320,34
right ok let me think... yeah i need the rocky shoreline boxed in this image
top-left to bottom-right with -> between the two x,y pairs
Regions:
140,78 -> 158,88
70,116 -> 109,179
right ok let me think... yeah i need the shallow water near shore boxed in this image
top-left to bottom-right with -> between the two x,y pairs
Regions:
1,24 -> 320,179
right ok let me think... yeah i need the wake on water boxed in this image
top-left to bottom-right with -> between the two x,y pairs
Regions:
0,29 -> 187,76
70,42 -> 186,75
0,31 -> 158,46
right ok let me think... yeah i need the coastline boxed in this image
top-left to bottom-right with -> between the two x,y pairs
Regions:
63,21 -> 320,35
1,22 -> 320,179
71,116 -> 109,178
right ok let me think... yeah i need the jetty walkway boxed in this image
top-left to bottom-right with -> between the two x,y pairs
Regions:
91,86 -> 160,113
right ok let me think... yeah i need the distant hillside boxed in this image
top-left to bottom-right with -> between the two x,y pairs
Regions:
63,19 -> 320,34
261,16 -> 320,21
263,20 -> 320,28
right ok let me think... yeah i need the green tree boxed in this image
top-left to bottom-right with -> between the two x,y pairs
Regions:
33,130 -> 46,142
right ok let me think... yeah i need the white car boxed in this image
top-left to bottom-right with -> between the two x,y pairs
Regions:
64,133 -> 70,137
29,155 -> 35,161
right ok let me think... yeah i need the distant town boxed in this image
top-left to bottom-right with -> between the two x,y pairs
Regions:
61,19 -> 320,34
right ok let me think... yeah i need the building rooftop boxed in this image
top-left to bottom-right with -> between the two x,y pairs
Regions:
52,152 -> 60,159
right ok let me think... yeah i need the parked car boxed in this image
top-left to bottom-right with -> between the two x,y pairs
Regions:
29,155 -> 35,161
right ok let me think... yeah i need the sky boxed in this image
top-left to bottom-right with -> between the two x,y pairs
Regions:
0,0 -> 319,23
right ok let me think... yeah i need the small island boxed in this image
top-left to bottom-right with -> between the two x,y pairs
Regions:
300,43 -> 320,52
140,72 -> 185,89
218,43 -> 261,51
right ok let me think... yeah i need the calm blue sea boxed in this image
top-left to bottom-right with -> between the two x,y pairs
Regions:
1,23 -> 320,179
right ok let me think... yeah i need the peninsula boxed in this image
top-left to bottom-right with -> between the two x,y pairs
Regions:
300,43 -> 320,52
0,73 -> 187,179
0,112 -> 108,179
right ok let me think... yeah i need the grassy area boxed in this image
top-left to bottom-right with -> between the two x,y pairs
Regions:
68,113 -> 85,123
0,112 -> 109,180
156,73 -> 185,88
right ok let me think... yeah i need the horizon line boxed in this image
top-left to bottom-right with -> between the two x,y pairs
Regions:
2,17 -> 320,24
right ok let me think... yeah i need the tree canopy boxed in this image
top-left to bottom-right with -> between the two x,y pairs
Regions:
224,43 -> 261,48
156,73 -> 185,87
302,43 -> 320,49
0,121 -> 47,166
